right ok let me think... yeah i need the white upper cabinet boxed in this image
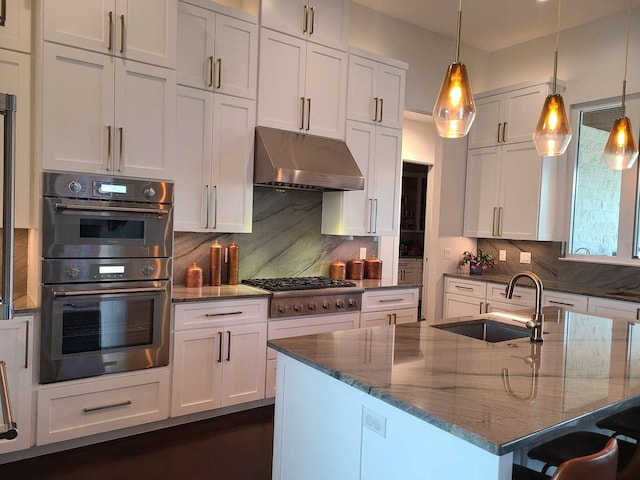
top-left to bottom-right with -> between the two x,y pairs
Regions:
177,2 -> 257,99
463,143 -> 560,240
346,50 -> 406,129
43,0 -> 177,68
257,28 -> 347,139
175,86 -> 255,233
322,121 -> 402,236
260,0 -> 349,51
42,43 -> 176,180
468,83 -> 548,149
0,0 -> 31,53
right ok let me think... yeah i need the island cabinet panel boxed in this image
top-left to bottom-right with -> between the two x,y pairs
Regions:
273,354 -> 514,480
171,299 -> 268,416
0,315 -> 34,454
36,368 -> 170,445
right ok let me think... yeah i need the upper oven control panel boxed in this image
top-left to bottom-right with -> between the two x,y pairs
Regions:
42,172 -> 174,205
42,258 -> 172,284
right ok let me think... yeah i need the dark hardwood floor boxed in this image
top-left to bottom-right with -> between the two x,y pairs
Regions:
0,405 -> 274,480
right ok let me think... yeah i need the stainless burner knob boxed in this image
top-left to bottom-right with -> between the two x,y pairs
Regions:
336,300 -> 344,308
348,298 -> 358,308
278,304 -> 289,313
294,304 -> 303,312
308,302 -> 317,311
322,301 -> 330,309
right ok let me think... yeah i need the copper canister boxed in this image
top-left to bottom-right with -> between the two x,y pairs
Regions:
364,256 -> 383,279
329,260 -> 346,280
346,258 -> 364,280
227,242 -> 239,285
210,241 -> 223,286
185,263 -> 203,288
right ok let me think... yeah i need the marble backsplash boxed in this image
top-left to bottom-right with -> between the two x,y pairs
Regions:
173,187 -> 379,286
478,238 -> 640,291
0,229 -> 29,296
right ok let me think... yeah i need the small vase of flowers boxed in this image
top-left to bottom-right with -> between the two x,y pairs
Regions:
459,249 -> 495,275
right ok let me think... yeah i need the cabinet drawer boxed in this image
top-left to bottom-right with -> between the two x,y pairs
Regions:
361,288 -> 419,313
174,298 -> 268,330
444,277 -> 486,300
487,283 -> 534,307
37,368 -> 170,445
544,291 -> 588,311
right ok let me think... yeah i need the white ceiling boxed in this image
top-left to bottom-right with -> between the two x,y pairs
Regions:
352,0 -> 640,52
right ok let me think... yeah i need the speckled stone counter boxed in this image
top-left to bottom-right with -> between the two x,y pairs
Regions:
172,284 -> 271,302
269,306 -> 640,456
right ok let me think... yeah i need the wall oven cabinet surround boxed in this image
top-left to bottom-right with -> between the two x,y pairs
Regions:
463,143 -> 561,240
468,82 -> 552,149
40,173 -> 173,384
0,0 -> 31,53
0,315 -> 34,454
175,86 -> 255,233
42,43 -> 176,181
36,368 -> 170,445
42,0 -> 177,69
177,1 -> 257,99
257,27 -> 347,140
260,0 -> 349,51
346,49 -> 406,130
171,299 -> 268,416
322,121 -> 402,236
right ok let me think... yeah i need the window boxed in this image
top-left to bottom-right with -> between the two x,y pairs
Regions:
569,97 -> 640,261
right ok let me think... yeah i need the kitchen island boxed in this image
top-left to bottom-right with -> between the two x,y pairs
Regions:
268,307 -> 640,479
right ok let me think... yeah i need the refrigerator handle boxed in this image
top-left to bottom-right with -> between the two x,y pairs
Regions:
0,93 -> 16,320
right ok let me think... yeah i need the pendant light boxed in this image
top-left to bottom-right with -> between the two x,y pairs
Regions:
433,0 -> 476,138
603,0 -> 638,170
532,0 -> 572,156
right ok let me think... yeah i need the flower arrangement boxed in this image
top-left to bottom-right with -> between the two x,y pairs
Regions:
458,249 -> 495,273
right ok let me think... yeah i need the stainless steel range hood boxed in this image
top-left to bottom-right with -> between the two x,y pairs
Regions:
254,126 -> 364,191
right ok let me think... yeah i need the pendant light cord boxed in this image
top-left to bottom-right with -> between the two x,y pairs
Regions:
455,0 -> 462,62
552,0 -> 561,95
622,0 -> 631,116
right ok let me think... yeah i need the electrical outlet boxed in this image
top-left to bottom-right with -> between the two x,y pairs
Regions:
520,252 -> 531,264
359,247 -> 367,259
499,250 -> 507,261
444,247 -> 452,259
362,406 -> 387,438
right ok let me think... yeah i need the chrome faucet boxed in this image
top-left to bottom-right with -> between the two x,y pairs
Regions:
505,271 -> 544,342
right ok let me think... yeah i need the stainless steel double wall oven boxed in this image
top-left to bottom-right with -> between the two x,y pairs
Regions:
40,172 -> 174,383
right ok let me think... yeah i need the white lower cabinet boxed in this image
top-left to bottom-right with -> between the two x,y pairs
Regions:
398,258 -> 423,285
266,312 -> 360,398
36,368 -> 170,445
0,315 -> 33,454
587,297 -> 640,321
543,291 -> 589,311
171,299 -> 268,416
359,287 -> 419,327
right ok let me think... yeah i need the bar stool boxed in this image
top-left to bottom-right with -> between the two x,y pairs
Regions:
512,436 -> 618,480
597,407 -> 640,441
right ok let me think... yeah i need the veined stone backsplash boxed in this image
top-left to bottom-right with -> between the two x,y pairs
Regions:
174,187 -> 378,286
0,229 -> 29,296
478,238 -> 640,291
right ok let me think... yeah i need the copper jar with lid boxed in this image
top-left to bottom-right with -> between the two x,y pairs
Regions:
226,242 -> 239,285
364,256 -> 382,279
346,258 -> 364,280
185,263 -> 203,288
210,241 -> 223,286
329,260 -> 346,280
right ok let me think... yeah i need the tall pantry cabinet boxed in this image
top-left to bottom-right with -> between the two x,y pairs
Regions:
41,0 -> 177,180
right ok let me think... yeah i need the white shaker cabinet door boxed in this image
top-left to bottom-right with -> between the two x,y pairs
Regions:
215,14 -> 257,99
346,54 -> 378,125
370,126 -> 402,235
306,0 -> 349,50
260,0 -> 306,40
114,59 -> 176,180
0,0 -> 31,53
463,147 -> 501,238
177,1 -> 215,90
42,43 -> 115,175
377,63 -> 405,129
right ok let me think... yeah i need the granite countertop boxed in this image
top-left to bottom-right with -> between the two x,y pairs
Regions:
269,306 -> 640,455
445,272 -> 639,302
349,279 -> 421,290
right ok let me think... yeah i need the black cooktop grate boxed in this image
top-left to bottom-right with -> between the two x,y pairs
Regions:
242,276 -> 356,292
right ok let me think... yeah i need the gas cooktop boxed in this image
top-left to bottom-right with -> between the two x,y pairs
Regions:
242,276 -> 356,292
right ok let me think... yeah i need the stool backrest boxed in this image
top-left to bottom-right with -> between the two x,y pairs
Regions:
551,437 -> 618,480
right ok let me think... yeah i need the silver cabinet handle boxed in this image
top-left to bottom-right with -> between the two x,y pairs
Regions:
118,127 -> 124,172
306,98 -> 311,131
636,308 -> 640,321
203,185 -> 210,228
485,302 -> 491,313
309,6 -> 315,34
0,361 -> 17,440
24,323 -> 29,369
211,185 -> 218,229
226,331 -> 232,361
83,400 -> 131,414
548,300 -> 574,307
119,14 -> 125,53
372,198 -> 378,233
378,98 -> 383,123
498,206 -> 503,236
303,4 -> 309,33
479,302 -> 484,314
55,203 -> 169,215
500,292 -> 522,298
217,331 -> 223,363
492,207 -> 497,236
502,122 -> 508,142
379,298 -> 404,303
107,11 -> 113,50
0,0 -> 6,27
387,314 -> 392,325
300,97 -> 305,130
216,58 -> 222,89
455,286 -> 474,292
204,311 -> 243,317
208,56 -> 214,87
497,123 -> 502,143
373,98 -> 379,122
106,125 -> 112,171
53,286 -> 165,298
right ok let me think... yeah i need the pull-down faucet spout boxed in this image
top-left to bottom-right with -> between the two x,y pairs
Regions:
505,271 -> 544,342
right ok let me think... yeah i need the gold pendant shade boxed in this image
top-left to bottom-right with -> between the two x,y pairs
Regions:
433,62 -> 476,138
532,93 -> 572,157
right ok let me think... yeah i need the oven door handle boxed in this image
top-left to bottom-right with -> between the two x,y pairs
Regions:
0,361 -> 18,440
53,287 -> 166,298
54,203 -> 169,216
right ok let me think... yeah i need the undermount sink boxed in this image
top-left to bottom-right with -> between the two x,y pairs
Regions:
432,318 -> 530,343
